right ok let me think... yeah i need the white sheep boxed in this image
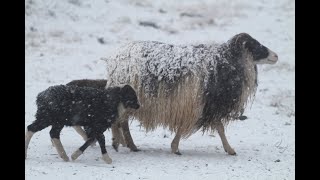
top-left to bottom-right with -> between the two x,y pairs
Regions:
104,33 -> 278,155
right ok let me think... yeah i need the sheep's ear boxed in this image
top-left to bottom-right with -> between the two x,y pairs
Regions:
120,85 -> 134,95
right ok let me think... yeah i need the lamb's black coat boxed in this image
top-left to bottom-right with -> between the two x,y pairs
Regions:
26,84 -> 139,162
28,84 -> 139,137
66,79 -> 108,134
66,79 -> 108,89
28,85 -> 118,135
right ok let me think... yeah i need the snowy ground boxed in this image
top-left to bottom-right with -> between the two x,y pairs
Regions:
25,0 -> 295,179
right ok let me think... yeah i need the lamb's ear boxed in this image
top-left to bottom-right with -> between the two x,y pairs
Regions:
242,41 -> 247,48
242,40 -> 253,50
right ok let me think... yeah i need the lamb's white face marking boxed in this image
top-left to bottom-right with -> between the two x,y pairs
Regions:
255,49 -> 278,64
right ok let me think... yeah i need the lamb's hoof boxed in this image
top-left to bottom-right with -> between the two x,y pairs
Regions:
226,148 -> 236,155
174,151 -> 182,155
71,149 -> 82,161
101,154 -> 112,164
61,155 -> 70,162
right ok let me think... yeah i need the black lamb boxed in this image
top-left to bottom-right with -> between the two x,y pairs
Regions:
25,84 -> 140,164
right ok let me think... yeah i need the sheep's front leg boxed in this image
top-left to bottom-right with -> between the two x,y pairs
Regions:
96,134 -> 112,164
171,129 -> 182,155
111,123 -> 121,151
216,122 -> 236,155
120,119 -> 140,152
71,138 -> 96,161
111,122 -> 126,151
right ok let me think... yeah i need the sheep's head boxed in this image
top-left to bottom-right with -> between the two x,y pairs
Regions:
120,85 -> 140,109
231,33 -> 278,64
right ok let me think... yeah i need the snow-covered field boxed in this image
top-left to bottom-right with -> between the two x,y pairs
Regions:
25,0 -> 295,179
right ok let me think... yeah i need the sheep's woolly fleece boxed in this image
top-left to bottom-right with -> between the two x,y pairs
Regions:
106,41 -> 220,93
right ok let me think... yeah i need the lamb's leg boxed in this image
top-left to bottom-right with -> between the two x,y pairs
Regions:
73,126 -> 97,147
71,137 -> 96,161
120,119 -> 140,152
171,129 -> 182,155
216,122 -> 236,155
25,131 -> 34,159
26,119 -> 50,159
73,126 -> 88,141
50,125 -> 70,161
96,134 -> 112,164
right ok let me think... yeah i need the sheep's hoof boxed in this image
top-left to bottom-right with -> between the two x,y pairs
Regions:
101,154 -> 112,164
130,148 -> 141,152
128,144 -> 140,152
112,144 -> 119,152
112,138 -> 119,152
238,116 -> 247,120
71,149 -> 82,161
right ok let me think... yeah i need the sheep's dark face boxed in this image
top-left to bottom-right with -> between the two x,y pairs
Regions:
235,33 -> 278,64
120,85 -> 140,109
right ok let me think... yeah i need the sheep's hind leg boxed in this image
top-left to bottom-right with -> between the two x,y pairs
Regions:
71,137 -> 96,161
96,134 -> 112,164
171,129 -> 182,155
216,122 -> 236,155
50,125 -> 70,161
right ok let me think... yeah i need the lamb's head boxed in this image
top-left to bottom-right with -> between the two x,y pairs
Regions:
119,85 -> 140,109
230,33 -> 278,65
